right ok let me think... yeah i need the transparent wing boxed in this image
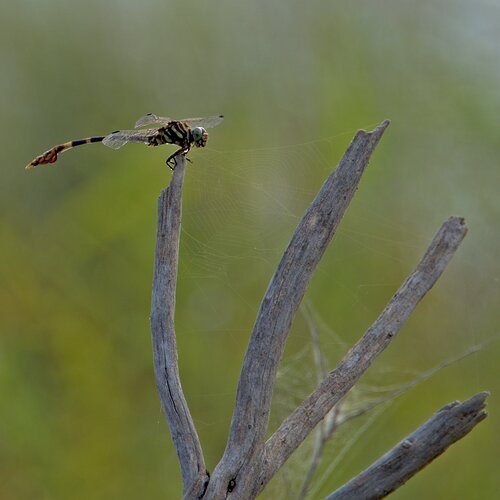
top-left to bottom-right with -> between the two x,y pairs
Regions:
135,113 -> 224,129
134,113 -> 173,128
181,115 -> 224,129
102,128 -> 158,150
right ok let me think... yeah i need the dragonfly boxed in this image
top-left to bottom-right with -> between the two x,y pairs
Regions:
25,113 -> 224,170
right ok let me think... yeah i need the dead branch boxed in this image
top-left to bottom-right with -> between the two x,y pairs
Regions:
326,392 -> 489,500
300,323 -> 492,498
150,155 -> 208,497
206,120 -> 390,498
254,216 -> 468,496
338,341 -> 493,426
149,122 -> 487,500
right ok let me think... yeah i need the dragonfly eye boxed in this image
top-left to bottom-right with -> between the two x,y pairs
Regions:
191,127 -> 208,147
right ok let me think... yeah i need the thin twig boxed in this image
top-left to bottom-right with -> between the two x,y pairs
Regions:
338,340 -> 495,425
254,216 -> 468,497
301,338 -> 493,498
150,155 -> 208,497
326,392 -> 489,500
298,303 -> 342,500
302,302 -> 329,383
148,124 -> 486,500
206,120 -> 390,498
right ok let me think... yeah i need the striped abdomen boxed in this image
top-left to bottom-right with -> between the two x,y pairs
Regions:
25,136 -> 104,169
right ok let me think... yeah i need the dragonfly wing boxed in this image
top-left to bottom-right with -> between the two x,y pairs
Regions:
182,115 -> 224,129
135,113 -> 224,129
102,129 -> 158,150
134,113 -> 173,128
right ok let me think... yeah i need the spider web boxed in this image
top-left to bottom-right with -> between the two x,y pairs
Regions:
170,128 -> 486,496
175,125 -> 428,346
177,136 -> 338,330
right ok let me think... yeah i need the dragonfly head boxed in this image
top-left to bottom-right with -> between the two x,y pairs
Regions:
191,127 -> 208,148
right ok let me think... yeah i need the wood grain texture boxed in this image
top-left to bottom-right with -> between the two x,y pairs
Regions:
253,216 -> 468,496
326,392 -> 489,500
150,156 -> 208,497
205,120 -> 390,499
148,125 -> 484,500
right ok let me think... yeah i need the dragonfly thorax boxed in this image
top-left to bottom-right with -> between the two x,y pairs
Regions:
191,127 -> 208,148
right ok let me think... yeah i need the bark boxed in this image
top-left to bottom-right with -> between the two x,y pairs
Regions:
326,392 -> 489,500
150,155 -> 209,497
149,123 -> 487,500
253,216 -> 468,497
205,120 -> 390,499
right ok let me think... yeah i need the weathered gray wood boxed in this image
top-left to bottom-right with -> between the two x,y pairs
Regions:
326,392 -> 489,500
206,120 -> 390,498
253,216 -> 468,496
337,341 -> 491,426
150,155 -> 208,497
148,125 -> 485,500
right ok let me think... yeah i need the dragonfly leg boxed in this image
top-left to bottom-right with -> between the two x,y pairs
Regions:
165,147 -> 191,170
165,150 -> 181,170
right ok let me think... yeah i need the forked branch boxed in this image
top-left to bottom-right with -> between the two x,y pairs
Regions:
252,216 -> 469,496
150,123 -> 487,500
207,120 -> 390,497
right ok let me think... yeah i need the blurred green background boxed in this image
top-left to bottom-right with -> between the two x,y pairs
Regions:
1,0 -> 499,498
